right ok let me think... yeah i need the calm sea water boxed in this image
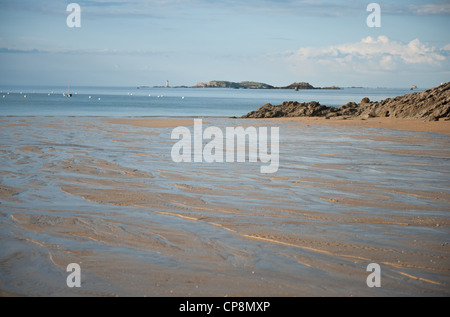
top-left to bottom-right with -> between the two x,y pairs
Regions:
0,86 -> 424,117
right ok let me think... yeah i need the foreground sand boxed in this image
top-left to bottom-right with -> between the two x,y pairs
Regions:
0,116 -> 449,296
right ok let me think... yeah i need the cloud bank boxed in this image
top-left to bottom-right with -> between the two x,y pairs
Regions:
277,36 -> 449,75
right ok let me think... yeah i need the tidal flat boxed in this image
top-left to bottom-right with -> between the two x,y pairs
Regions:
0,116 -> 449,296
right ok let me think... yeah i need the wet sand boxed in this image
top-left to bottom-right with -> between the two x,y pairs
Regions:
105,118 -> 198,129
0,117 -> 449,296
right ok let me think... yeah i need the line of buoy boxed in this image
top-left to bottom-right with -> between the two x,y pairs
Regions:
0,92 -> 188,101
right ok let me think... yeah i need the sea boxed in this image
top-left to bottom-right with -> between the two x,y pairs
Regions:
0,86 -> 425,117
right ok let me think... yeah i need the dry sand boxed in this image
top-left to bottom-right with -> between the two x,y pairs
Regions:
0,117 -> 449,297
105,116 -> 450,135
262,116 -> 450,135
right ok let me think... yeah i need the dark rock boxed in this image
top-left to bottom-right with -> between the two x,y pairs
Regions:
337,102 -> 358,116
354,82 -> 450,119
242,101 -> 335,119
242,82 -> 450,121
282,82 -> 315,90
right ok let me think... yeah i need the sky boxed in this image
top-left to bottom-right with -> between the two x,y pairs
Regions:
0,0 -> 449,88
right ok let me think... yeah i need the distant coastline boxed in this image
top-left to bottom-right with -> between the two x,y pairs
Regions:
144,80 -> 341,90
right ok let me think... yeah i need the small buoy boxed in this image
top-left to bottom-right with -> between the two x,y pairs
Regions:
48,93 -> 51,96
24,95 -> 27,98
89,96 -> 92,99
98,98 -> 101,101
2,95 -> 5,98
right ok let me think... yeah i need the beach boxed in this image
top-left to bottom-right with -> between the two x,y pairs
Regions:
266,117 -> 450,135
0,116 -> 449,296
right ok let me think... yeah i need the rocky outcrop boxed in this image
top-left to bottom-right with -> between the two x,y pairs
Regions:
280,82 -> 340,90
242,82 -> 450,121
281,82 -> 315,90
194,81 -> 275,89
243,101 -> 335,118
354,83 -> 450,120
194,80 -> 340,90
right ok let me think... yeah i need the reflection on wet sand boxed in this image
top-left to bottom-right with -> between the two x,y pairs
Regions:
0,117 -> 449,296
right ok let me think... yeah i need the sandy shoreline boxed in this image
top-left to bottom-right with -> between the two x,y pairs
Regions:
2,116 -> 448,134
257,117 -> 450,135
103,116 -> 450,135
1,116 -> 449,297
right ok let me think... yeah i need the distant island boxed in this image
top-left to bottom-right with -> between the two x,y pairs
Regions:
143,80 -> 340,90
193,81 -> 340,90
194,81 -> 275,89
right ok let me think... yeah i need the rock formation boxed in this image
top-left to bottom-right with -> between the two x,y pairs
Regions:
281,82 -> 315,90
193,80 -> 340,90
194,81 -> 275,89
242,82 -> 450,121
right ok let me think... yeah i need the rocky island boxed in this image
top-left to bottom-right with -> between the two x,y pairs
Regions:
243,82 -> 450,121
194,80 -> 275,89
193,80 -> 340,90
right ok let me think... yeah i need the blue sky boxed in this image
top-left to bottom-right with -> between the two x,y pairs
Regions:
0,0 -> 449,88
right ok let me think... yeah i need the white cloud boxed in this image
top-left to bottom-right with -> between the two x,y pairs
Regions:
277,36 -> 448,74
